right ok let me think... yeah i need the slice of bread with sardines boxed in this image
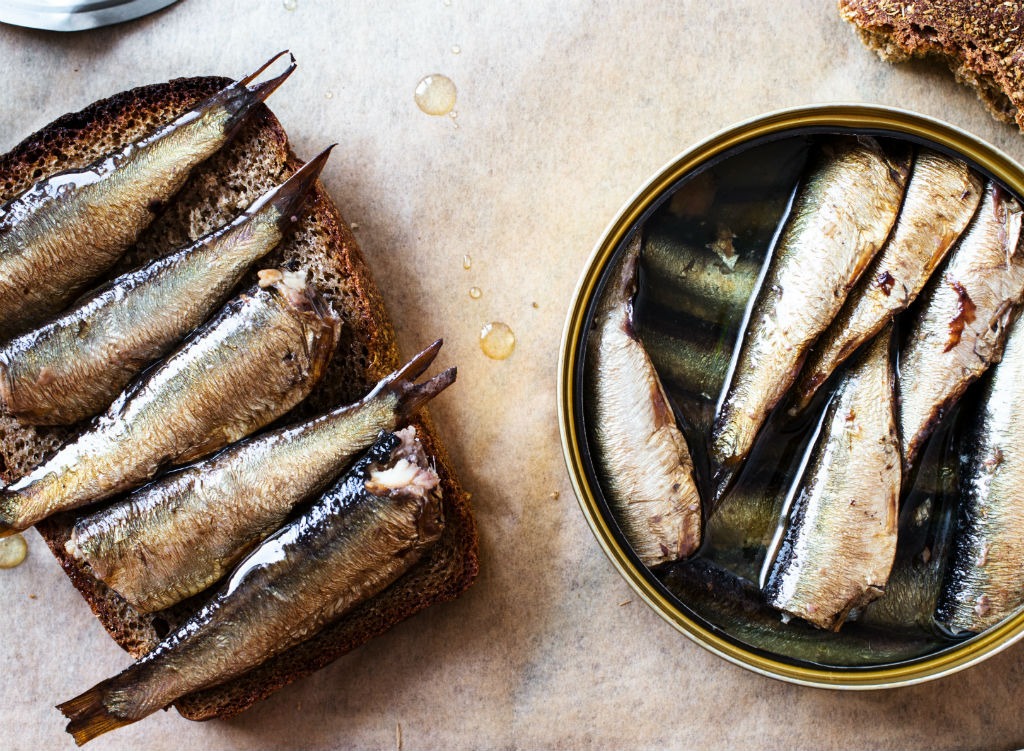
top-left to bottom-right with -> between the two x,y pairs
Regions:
0,70 -> 478,723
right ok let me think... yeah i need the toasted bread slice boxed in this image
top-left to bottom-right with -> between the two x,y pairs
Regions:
839,0 -> 1024,129
0,76 -> 478,721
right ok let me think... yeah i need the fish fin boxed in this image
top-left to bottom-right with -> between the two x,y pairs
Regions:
267,146 -> 335,231
395,368 -> 457,420
57,683 -> 135,746
239,50 -> 292,86
392,340 -> 444,383
245,52 -> 297,102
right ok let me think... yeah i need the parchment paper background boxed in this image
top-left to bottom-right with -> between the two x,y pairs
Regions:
1,2 -> 1022,749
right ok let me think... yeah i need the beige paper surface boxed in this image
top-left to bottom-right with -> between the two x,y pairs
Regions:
1,2 -> 1023,749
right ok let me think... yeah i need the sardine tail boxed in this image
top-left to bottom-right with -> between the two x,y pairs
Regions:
269,146 -> 335,229
393,339 -> 443,383
58,684 -> 135,746
245,52 -> 297,102
239,50 -> 293,86
396,367 -> 457,419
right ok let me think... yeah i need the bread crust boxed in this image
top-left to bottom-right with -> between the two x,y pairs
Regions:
2,76 -> 478,721
838,0 -> 1024,129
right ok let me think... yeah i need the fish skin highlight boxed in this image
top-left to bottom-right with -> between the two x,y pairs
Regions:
763,327 -> 900,631
641,222 -> 760,325
0,273 -> 339,536
936,318 -> 1024,633
791,149 -> 984,415
65,341 -> 454,613
587,233 -> 702,567
638,322 -> 731,402
710,137 -> 910,499
58,427 -> 444,746
897,181 -> 1024,472
0,52 -> 296,341
0,147 -> 332,426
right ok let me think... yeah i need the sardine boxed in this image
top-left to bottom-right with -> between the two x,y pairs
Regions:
0,53 -> 295,341
705,473 -> 784,583
710,449 -> 956,589
790,150 -> 984,414
662,558 -> 944,667
641,221 -> 760,325
898,182 -> 1024,471
936,317 -> 1024,633
59,427 -> 443,745
0,273 -> 339,536
587,234 -> 702,567
66,341 -> 454,613
638,322 -> 732,402
762,328 -> 900,631
0,148 -> 331,426
858,488 -> 958,635
710,138 -> 910,499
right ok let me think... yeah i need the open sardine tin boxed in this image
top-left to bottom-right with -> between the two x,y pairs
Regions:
559,105 -> 1024,689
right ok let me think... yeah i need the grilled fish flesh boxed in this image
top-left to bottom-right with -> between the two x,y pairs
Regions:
791,150 -> 983,414
59,427 -> 443,745
710,138 -> 910,499
587,234 -> 702,567
66,341 -> 454,613
0,273 -> 339,536
762,328 -> 900,631
898,182 -> 1024,471
0,53 -> 295,341
0,148 -> 331,426
936,317 -> 1024,633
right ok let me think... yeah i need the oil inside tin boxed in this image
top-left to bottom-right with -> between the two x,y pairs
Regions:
580,132 -> 995,669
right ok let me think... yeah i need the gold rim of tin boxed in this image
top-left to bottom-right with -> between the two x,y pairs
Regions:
558,103 -> 1024,689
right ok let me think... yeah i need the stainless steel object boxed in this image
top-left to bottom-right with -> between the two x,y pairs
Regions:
0,0 -> 179,32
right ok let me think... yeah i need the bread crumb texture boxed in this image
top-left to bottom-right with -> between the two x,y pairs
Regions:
838,0 -> 1024,129
3,77 -> 478,721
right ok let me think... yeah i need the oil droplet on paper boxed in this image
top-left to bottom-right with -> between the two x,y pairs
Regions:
452,45 -> 461,54
462,254 -> 472,270
0,533 -> 28,569
324,90 -> 334,100
469,286 -> 482,299
282,0 -> 297,11
414,74 -> 457,116
480,321 -> 515,359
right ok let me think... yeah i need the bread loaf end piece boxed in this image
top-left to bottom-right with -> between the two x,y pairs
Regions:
838,0 -> 1024,129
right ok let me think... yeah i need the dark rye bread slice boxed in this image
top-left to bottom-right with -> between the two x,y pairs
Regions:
0,76 -> 479,720
838,0 -> 1024,130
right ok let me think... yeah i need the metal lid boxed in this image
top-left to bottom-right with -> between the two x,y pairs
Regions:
0,0 -> 179,32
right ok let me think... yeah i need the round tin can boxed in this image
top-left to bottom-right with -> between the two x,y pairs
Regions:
559,104 -> 1024,689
